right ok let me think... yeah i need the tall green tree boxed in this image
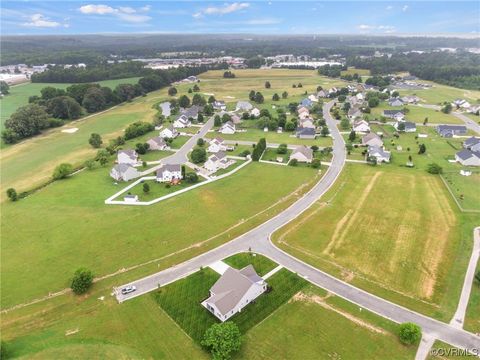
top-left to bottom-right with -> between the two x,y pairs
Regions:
47,96 -> 82,120
4,104 -> 49,139
82,87 -> 106,113
52,163 -> 73,180
398,323 -> 422,345
179,95 -> 191,108
88,133 -> 103,148
70,267 -> 94,295
201,322 -> 242,360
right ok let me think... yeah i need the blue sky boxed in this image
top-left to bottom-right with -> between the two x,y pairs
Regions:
1,1 -> 479,35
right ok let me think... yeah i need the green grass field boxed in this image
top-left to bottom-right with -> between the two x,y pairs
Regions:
441,171 -> 480,212
464,262 -> 480,333
273,164 -> 475,321
0,78 -> 141,132
341,67 -> 371,76
397,82 -> 480,104
238,285 -> 416,360
261,147 -> 291,163
223,252 -> 278,277
367,104 -> 463,124
153,266 -> 307,342
1,162 -> 319,308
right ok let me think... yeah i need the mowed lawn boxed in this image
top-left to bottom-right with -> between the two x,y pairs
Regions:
273,164 -> 472,320
465,261 -> 480,333
0,78 -> 141,132
368,104 -> 463,124
223,252 -> 278,277
397,82 -> 480,104
442,171 -> 480,212
239,286 -> 416,360
1,162 -> 319,308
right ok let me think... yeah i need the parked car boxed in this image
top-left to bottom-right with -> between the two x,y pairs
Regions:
121,285 -> 136,295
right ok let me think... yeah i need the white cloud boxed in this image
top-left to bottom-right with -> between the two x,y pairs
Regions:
22,13 -> 62,28
78,4 -> 151,23
402,5 -> 409,12
386,5 -> 393,10
357,24 -> 396,33
193,2 -> 250,18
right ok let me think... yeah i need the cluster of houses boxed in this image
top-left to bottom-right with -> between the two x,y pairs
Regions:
452,99 -> 480,114
296,104 -> 316,139
455,137 -> 480,167
205,137 -> 236,173
361,132 -> 391,163
387,95 -> 421,107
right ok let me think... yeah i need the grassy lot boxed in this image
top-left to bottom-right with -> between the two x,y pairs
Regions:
341,67 -> 371,76
367,104 -> 463,124
152,267 -> 307,342
261,147 -> 291,163
0,282 -> 206,360
0,78 -> 141,132
397,82 -> 480,104
273,164 -> 476,321
223,252 -> 277,277
464,261 -> 480,333
239,285 -> 416,360
213,159 -> 245,176
441,171 -> 480,212
1,162 -> 319,308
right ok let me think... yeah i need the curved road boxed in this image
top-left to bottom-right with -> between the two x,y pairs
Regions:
116,101 -> 480,353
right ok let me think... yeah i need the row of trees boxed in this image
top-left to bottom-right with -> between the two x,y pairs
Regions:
3,65 -> 210,144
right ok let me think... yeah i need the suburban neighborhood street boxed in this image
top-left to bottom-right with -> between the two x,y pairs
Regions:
115,100 -> 480,353
415,103 -> 480,134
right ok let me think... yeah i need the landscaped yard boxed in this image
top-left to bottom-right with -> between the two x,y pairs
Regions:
441,171 -> 480,212
273,164 -> 475,321
367,104 -> 463,124
223,252 -> 278,277
152,266 -> 307,342
239,286 -> 416,360
1,162 -> 320,308
261,147 -> 291,163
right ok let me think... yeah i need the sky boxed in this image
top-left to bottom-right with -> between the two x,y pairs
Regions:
1,1 -> 479,36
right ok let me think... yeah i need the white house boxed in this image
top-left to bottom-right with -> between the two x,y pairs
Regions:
453,99 -> 471,109
201,265 -> 267,322
352,119 -> 370,132
124,194 -> 139,203
250,108 -> 260,117
290,145 -> 313,163
464,137 -> 480,152
110,164 -> 140,182
368,145 -> 391,163
159,102 -> 171,117
383,110 -> 405,121
298,117 -> 316,129
173,115 -> 191,128
213,101 -> 227,111
160,125 -> 179,139
455,150 -> 480,166
156,164 -> 183,182
388,98 -> 404,107
117,149 -> 139,165
356,93 -> 364,101
219,121 -> 236,134
362,132 -> 383,147
394,121 -> 416,133
147,136 -> 169,151
235,101 -> 253,112
308,94 -> 318,102
204,151 -> 233,172
208,137 -> 227,153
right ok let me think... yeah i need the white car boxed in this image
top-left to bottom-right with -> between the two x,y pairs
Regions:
121,285 -> 136,295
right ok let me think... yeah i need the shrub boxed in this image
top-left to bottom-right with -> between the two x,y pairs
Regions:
398,323 -> 422,345
71,268 -> 94,295
52,163 -> 73,180
427,163 -> 443,174
289,159 -> 298,166
6,188 -> 17,202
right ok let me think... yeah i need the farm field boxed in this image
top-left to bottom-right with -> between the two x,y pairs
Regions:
1,162 -> 320,308
153,266 -> 307,342
239,286 -> 416,360
0,77 -> 141,132
368,104 -> 463,124
273,164 -> 474,320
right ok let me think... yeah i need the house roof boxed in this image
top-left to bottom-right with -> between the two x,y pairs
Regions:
437,125 -> 467,132
118,149 -> 137,160
384,110 -> 404,116
208,265 -> 263,316
148,136 -> 166,146
181,105 -> 201,118
208,151 -> 227,162
404,121 -> 416,130
236,101 -> 253,110
362,132 -> 382,144
220,121 -> 235,130
156,164 -> 181,177
348,107 -> 362,117
456,149 -> 480,161
296,127 -> 316,136
210,137 -> 224,145
464,137 -> 480,148
368,145 -> 391,158
292,145 -> 313,160
113,163 -> 136,174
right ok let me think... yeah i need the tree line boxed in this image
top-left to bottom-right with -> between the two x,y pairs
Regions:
2,65 -> 211,144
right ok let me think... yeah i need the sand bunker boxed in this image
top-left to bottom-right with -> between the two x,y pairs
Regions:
61,128 -> 79,134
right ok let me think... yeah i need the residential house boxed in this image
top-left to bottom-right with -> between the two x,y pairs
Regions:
297,107 -> 310,119
464,137 -> 480,152
156,164 -> 182,182
436,125 -> 468,138
362,132 -> 383,147
300,98 -> 313,108
230,113 -> 242,125
117,149 -> 139,165
368,145 -> 391,163
455,150 -> 480,166
468,105 -> 480,115
401,95 -> 420,104
383,110 -> 405,121
213,101 -> 227,111
219,121 -> 236,134
356,93 -> 364,101
250,108 -> 260,117
147,136 -> 169,151
208,137 -> 227,153
236,101 -> 253,112
173,114 -> 191,128
298,117 -> 316,129
160,125 -> 179,139
308,94 -> 318,102
204,151 -> 233,172
110,164 -> 140,182
328,87 -> 338,96
317,90 -> 328,98
296,127 -> 316,139
453,99 -> 471,109
347,96 -> 361,107
394,121 -> 416,133
388,98 -> 404,107
159,102 -> 171,117
181,105 -> 202,120
352,119 -> 370,132
201,265 -> 267,322
290,145 -> 313,163
348,106 -> 363,120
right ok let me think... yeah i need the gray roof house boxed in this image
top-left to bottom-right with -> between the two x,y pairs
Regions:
110,164 -> 140,182
290,145 -> 313,163
296,127 -> 316,139
464,137 -> 480,152
436,125 -> 468,138
235,101 -> 253,112
117,149 -> 139,165
156,164 -> 182,182
147,136 -> 168,150
388,98 -> 404,107
455,149 -> 480,167
368,145 -> 391,163
383,110 -> 405,120
362,132 -> 383,147
201,265 -> 267,322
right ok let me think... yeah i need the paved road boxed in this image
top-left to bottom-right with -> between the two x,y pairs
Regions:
415,103 -> 480,135
223,139 -> 325,150
116,101 -> 480,353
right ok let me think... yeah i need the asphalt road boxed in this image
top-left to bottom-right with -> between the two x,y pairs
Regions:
415,103 -> 480,135
115,101 -> 480,353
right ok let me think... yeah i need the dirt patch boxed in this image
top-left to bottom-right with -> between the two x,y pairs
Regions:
292,291 -> 386,334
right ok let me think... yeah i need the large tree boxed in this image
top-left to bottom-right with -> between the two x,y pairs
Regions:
201,322 -> 242,360
114,83 -> 137,102
191,147 -> 207,164
88,133 -> 103,148
5,104 -> 49,138
0,81 -> 10,95
398,323 -> 422,345
179,94 -> 191,108
82,87 -> 107,113
52,163 -> 73,180
47,96 -> 82,120
70,267 -> 94,295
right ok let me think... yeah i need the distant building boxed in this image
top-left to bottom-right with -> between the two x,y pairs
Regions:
352,119 -> 370,132
436,125 -> 467,138
147,136 -> 169,151
160,125 -> 179,139
213,101 -> 227,111
455,150 -> 480,166
204,151 -> 233,172
124,194 -> 139,203
235,101 -> 253,112
208,137 -> 227,153
388,98 -> 404,107
463,137 -> 480,152
173,114 -> 192,128
362,133 -> 383,147
383,110 -> 405,121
